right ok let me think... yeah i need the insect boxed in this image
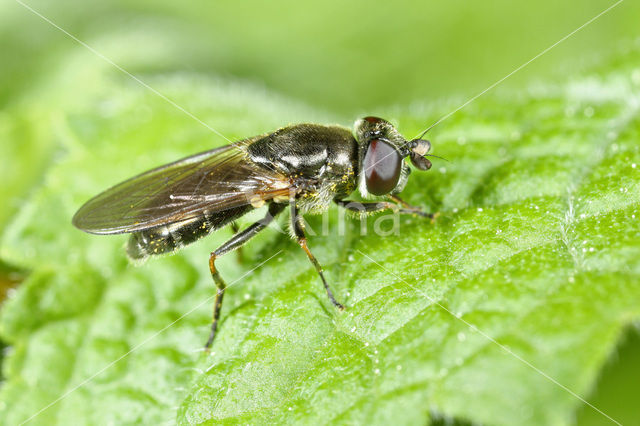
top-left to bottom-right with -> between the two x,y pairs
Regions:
72,116 -> 436,349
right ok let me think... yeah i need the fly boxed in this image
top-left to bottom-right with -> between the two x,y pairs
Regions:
72,117 -> 436,349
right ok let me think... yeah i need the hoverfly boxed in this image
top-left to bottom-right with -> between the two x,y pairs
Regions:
73,116 -> 435,349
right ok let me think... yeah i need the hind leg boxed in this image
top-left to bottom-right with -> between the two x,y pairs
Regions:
205,202 -> 285,349
230,221 -> 244,262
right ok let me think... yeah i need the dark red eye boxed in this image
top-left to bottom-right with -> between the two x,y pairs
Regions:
363,139 -> 402,195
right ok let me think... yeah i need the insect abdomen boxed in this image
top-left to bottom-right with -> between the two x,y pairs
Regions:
127,205 -> 252,259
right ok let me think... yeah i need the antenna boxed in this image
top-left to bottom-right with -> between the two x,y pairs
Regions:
415,115 -> 445,140
425,154 -> 450,163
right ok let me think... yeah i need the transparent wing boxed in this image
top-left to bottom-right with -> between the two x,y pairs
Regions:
72,138 -> 291,234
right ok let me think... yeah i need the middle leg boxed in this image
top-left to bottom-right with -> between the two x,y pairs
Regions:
290,200 -> 344,310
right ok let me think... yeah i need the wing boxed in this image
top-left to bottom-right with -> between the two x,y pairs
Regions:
72,137 -> 292,235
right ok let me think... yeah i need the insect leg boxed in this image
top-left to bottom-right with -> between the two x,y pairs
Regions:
205,202 -> 286,349
335,198 -> 433,218
387,194 -> 433,218
230,221 -> 243,262
335,199 -> 396,215
290,201 -> 344,310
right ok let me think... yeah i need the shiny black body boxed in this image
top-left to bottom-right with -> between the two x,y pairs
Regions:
248,124 -> 358,190
126,124 -> 358,259
73,117 -> 435,349
127,205 -> 251,259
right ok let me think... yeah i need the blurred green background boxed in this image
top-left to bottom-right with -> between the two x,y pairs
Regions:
1,0 -> 639,425
3,0 -> 640,112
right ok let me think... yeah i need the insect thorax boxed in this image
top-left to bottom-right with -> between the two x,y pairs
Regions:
247,123 -> 359,213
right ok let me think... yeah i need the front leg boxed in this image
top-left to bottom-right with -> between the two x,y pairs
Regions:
387,194 -> 434,218
334,198 -> 433,218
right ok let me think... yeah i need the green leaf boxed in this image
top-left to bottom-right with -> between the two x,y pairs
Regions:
1,43 -> 640,426
574,326 -> 640,426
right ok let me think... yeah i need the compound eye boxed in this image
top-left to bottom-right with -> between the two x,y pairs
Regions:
363,139 -> 402,195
